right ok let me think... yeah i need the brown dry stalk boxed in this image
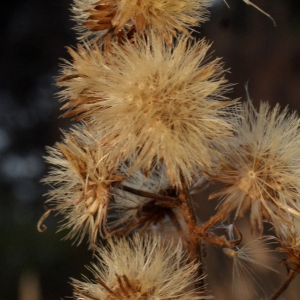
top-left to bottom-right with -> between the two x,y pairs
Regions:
195,207 -> 242,248
37,207 -> 52,232
177,182 -> 205,290
270,268 -> 298,300
197,209 -> 226,236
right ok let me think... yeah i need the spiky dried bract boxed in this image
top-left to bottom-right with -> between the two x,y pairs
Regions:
42,126 -> 125,247
275,220 -> 300,271
72,234 -> 210,300
72,0 -> 211,43
209,101 -> 300,235
58,33 -> 235,186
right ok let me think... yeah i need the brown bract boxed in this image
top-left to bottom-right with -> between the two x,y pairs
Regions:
109,165 -> 180,236
275,221 -> 300,271
42,126 -> 126,248
112,198 -> 180,235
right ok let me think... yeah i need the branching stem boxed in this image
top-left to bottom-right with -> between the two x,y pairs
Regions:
197,208 -> 226,236
196,209 -> 242,248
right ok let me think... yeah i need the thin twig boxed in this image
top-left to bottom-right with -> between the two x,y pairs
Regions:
196,213 -> 242,248
197,208 -> 227,236
270,269 -> 298,300
121,185 -> 180,206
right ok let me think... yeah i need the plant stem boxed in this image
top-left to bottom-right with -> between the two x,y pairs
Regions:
178,181 -> 205,290
270,269 -> 298,300
197,209 -> 225,236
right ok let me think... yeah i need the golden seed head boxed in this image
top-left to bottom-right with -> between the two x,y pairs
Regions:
72,234 -> 210,300
72,0 -> 211,43
58,32 -> 236,186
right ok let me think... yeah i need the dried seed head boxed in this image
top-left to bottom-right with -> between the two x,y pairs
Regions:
209,101 -> 300,235
72,0 -> 211,43
42,125 -> 125,248
58,32 -> 236,187
71,234 -> 211,300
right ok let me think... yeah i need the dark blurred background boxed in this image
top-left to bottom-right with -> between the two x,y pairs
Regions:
0,0 -> 300,299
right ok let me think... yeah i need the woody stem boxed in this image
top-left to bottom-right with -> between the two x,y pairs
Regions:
178,181 -> 205,290
269,269 -> 298,300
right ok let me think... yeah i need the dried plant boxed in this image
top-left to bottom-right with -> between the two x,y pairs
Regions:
58,33 -> 235,186
72,234 -> 210,300
39,0 -> 300,299
209,101 -> 300,235
41,125 -> 126,247
72,0 -> 211,44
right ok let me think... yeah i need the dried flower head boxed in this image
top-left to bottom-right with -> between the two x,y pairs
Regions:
72,0 -> 211,43
58,33 -> 235,186
209,101 -> 300,235
109,166 -> 185,237
42,126 -> 125,247
72,234 -> 210,300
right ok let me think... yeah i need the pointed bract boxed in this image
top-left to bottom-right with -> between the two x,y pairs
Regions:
42,125 -> 125,248
275,219 -> 300,270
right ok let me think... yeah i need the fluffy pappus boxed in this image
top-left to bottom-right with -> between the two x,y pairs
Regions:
58,32 -> 236,187
71,234 -> 211,300
209,101 -> 300,235
42,125 -> 125,248
223,236 -> 279,299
